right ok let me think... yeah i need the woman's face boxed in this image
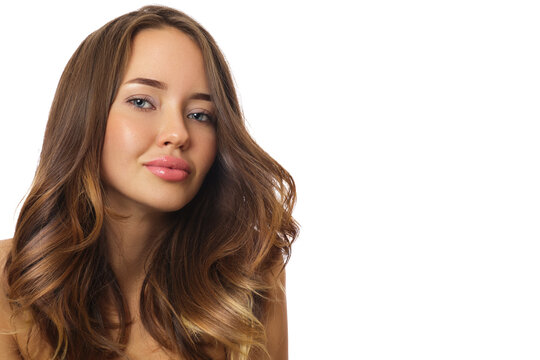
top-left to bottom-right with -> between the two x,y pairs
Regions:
101,26 -> 217,216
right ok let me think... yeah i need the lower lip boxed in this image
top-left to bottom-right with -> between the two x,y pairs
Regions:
145,166 -> 189,181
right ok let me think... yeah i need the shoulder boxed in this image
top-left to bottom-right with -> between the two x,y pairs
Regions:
261,265 -> 288,360
0,238 -> 21,359
0,238 -> 13,297
0,238 -> 13,291
0,238 -> 12,261
0,238 -> 51,359
0,238 -> 13,322
0,238 -> 15,319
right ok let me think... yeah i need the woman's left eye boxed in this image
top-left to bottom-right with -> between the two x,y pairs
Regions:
187,112 -> 214,123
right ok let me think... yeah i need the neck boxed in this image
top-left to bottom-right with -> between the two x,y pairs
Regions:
104,210 -> 171,305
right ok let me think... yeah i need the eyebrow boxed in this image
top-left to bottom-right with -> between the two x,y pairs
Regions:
124,77 -> 167,90
123,77 -> 212,102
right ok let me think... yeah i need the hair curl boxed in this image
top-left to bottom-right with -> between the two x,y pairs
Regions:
4,5 -> 298,360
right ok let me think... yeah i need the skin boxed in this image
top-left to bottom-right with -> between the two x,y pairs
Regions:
101,26 -> 218,316
0,27 -> 288,359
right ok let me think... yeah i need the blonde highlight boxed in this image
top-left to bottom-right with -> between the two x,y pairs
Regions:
4,5 -> 297,359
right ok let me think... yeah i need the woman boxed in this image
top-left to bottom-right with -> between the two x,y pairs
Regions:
0,5 -> 297,360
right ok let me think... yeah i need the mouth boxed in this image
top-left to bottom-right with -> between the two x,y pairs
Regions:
143,156 -> 191,181
143,156 -> 191,173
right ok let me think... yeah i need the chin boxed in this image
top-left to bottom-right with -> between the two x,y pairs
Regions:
154,203 -> 189,213
146,195 -> 196,213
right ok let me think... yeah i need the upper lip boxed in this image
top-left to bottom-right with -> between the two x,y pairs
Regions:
144,156 -> 191,173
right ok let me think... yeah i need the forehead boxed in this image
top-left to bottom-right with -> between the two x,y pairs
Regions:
123,26 -> 208,89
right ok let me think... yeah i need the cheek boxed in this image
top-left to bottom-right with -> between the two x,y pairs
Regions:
200,131 -> 218,171
103,115 -> 149,158
101,113 -> 152,178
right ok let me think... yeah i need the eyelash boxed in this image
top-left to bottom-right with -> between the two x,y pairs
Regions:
126,96 -> 215,123
187,112 -> 214,123
127,96 -> 155,112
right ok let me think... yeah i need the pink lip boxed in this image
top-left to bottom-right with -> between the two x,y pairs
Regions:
144,156 -> 191,182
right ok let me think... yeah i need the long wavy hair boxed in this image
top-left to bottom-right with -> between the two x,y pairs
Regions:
4,5 -> 298,360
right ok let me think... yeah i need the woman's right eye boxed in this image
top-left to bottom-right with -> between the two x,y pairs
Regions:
127,97 -> 155,111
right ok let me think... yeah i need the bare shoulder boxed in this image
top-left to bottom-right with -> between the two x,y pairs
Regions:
0,238 -> 13,259
0,238 -> 22,359
0,238 -> 13,287
263,266 -> 288,360
0,238 -> 13,317
0,238 -> 13,296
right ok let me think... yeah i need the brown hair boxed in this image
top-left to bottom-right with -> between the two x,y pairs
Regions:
4,5 -> 298,360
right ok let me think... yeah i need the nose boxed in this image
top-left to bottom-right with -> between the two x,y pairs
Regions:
156,109 -> 190,150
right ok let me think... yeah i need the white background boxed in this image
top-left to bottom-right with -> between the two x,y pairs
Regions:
1,1 -> 539,359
